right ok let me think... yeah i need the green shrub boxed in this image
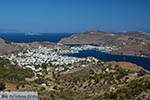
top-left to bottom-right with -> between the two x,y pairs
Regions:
137,69 -> 147,76
34,78 -> 46,85
0,58 -> 34,83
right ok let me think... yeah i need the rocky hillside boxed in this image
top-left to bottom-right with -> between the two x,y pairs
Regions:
59,30 -> 115,44
59,30 -> 150,45
0,38 -> 21,55
59,30 -> 150,57
0,38 -> 57,55
38,61 -> 150,100
0,51 -> 149,100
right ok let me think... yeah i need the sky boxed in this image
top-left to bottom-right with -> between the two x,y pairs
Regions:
0,0 -> 149,33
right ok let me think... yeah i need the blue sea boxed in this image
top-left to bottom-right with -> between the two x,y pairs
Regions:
0,33 -> 150,70
0,33 -> 75,43
63,50 -> 150,70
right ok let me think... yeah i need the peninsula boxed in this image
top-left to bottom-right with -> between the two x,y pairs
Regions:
59,30 -> 150,57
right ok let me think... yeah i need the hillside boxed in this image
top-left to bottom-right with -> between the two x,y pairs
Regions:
0,44 -> 149,100
0,38 -> 57,55
59,30 -> 150,57
0,38 -> 21,55
38,61 -> 150,100
59,30 -> 115,44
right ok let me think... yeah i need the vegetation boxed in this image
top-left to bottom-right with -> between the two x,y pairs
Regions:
0,57 -> 149,100
104,79 -> 150,100
54,90 -> 75,100
137,69 -> 147,76
115,67 -> 128,80
34,78 -> 46,85
0,67 -> 34,83
45,63 -> 150,100
0,57 -> 11,67
0,58 -> 34,83
0,81 -> 5,91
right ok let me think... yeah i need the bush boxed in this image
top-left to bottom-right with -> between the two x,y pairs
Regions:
104,92 -> 117,99
137,69 -> 147,76
72,77 -> 80,83
34,78 -> 46,85
40,87 -> 45,91
0,81 -> 5,91
116,68 -> 128,80
16,85 -> 19,90
115,64 -> 119,68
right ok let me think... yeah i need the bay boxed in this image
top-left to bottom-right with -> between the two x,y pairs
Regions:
0,33 -> 150,70
63,50 -> 150,70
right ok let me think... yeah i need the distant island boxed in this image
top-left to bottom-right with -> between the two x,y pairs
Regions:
25,32 -> 41,35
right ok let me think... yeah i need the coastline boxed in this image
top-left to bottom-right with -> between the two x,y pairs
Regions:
61,49 -> 150,70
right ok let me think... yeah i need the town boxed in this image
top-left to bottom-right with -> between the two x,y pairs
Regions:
2,44 -> 116,76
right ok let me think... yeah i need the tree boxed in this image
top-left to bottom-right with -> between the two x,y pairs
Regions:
0,81 -> 5,91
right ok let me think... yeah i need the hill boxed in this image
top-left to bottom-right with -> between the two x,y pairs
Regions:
0,38 -> 21,55
59,30 -> 115,44
0,40 -> 149,99
59,30 -> 150,57
0,38 -> 56,55
38,61 -> 150,100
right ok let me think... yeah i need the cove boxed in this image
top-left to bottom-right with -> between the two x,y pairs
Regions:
62,50 -> 150,70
